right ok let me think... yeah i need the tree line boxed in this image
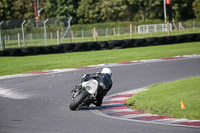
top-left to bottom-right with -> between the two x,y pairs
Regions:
0,0 -> 200,24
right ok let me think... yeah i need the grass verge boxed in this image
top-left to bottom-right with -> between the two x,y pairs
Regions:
126,76 -> 200,120
0,41 -> 200,76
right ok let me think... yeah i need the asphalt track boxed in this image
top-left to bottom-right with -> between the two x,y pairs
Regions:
0,57 -> 200,133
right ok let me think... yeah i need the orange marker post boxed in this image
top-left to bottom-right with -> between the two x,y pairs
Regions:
181,101 -> 186,109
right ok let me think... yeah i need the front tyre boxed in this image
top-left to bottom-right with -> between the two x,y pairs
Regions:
69,90 -> 89,110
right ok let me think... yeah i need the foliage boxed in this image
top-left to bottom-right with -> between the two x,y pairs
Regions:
128,0 -> 163,21
192,0 -> 200,20
0,0 -> 198,24
77,0 -> 101,23
169,0 -> 194,21
98,0 -> 133,21
43,0 -> 80,23
0,0 -> 13,20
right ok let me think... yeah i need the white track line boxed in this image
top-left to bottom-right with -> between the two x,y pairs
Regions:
0,87 -> 30,99
101,109 -> 134,114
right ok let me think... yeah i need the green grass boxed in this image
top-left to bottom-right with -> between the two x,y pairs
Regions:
126,76 -> 200,120
0,41 -> 200,76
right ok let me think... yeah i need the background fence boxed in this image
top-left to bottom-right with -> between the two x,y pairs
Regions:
0,18 -> 200,50
138,23 -> 173,34
0,17 -> 72,50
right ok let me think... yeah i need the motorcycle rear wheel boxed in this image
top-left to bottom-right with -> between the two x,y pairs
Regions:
69,90 -> 89,110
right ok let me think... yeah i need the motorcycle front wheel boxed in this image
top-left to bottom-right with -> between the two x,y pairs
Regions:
69,90 -> 89,110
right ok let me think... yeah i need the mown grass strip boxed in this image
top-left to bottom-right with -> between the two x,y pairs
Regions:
126,76 -> 200,120
0,42 -> 200,76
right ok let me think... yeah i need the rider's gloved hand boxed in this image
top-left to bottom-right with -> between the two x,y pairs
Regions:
71,84 -> 82,93
81,74 -> 90,82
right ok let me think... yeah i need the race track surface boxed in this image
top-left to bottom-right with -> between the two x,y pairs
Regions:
0,57 -> 200,133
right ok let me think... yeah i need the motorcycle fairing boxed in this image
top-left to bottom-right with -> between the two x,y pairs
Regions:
82,79 -> 98,97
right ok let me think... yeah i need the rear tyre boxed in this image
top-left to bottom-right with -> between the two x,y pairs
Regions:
69,90 -> 89,110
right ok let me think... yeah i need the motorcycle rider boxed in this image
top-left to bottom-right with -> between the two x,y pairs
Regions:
72,68 -> 113,107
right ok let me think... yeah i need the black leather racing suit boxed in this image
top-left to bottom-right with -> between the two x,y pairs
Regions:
81,72 -> 112,106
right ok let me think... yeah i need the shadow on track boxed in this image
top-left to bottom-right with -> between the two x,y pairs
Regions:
79,104 -> 125,111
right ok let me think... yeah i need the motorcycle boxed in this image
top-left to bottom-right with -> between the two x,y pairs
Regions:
69,79 -> 98,110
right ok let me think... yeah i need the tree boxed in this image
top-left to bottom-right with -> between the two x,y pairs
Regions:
128,0 -> 195,22
77,0 -> 137,23
128,0 -> 163,21
12,0 -> 34,20
77,0 -> 101,23
193,0 -> 200,19
43,0 -> 80,23
168,0 -> 194,21
0,0 -> 13,20
0,0 -> 197,23
99,0 -> 133,21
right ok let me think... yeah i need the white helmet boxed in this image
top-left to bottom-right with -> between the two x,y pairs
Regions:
101,68 -> 112,76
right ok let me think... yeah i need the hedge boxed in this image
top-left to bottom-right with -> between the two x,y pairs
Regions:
0,33 -> 200,56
